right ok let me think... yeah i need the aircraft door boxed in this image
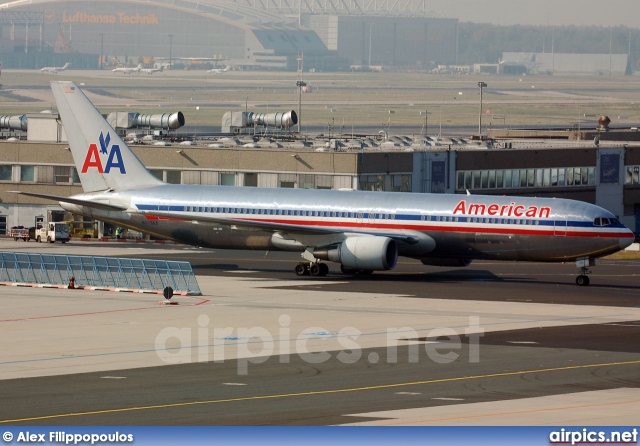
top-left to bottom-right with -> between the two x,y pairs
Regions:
554,219 -> 567,236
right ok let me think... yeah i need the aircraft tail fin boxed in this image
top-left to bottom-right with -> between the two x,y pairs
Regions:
51,81 -> 164,193
61,63 -> 70,70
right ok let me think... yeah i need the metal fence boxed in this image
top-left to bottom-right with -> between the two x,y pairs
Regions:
0,252 -> 201,295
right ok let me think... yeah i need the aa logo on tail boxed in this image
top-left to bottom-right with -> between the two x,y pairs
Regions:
81,131 -> 126,174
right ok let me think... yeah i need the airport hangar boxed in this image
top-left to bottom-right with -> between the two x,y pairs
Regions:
0,0 -> 458,70
0,111 -> 639,238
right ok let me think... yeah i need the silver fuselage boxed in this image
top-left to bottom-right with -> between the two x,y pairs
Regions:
63,185 -> 634,262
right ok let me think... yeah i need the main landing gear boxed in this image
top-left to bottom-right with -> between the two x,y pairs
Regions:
294,262 -> 329,277
295,249 -> 330,277
575,258 -> 591,286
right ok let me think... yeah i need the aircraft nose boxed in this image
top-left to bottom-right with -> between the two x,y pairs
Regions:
619,228 -> 636,250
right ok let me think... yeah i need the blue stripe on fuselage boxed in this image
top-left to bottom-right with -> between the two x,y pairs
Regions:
134,202 -> 622,231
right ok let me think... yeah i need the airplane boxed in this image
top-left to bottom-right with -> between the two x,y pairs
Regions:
12,81 -> 635,286
40,63 -> 70,74
112,64 -> 142,74
207,65 -> 230,74
140,66 -> 163,74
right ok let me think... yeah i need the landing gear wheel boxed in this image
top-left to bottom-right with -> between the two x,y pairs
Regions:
309,263 -> 330,277
294,263 -> 309,276
309,263 -> 321,276
576,275 -> 590,286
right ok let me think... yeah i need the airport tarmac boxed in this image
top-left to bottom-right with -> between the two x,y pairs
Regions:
0,239 -> 638,425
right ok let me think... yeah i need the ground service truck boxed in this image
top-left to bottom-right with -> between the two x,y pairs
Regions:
35,221 -> 70,243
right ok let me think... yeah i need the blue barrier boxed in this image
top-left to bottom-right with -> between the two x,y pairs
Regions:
0,252 -> 201,295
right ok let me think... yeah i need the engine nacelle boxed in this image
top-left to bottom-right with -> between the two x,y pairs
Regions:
420,257 -> 472,267
314,236 -> 398,271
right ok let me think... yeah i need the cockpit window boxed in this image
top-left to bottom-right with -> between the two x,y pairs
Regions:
594,216 -> 618,226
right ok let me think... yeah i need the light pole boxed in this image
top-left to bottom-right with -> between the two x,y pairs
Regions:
99,33 -> 104,70
368,23 -> 373,68
478,81 -> 487,135
168,34 -> 173,70
296,52 -> 305,133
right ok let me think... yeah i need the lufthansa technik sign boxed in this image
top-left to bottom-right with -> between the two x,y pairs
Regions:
61,11 -> 159,25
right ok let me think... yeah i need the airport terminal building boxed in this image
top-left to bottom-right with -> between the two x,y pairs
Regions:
0,0 -> 458,70
0,116 -> 638,237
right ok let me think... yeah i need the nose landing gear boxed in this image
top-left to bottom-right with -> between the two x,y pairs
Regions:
576,273 -> 590,286
575,258 -> 592,286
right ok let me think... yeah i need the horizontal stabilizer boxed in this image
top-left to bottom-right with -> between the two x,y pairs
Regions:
10,191 -> 128,211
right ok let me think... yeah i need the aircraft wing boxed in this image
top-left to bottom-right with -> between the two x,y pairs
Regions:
10,191 -> 128,211
135,209 -> 341,235
134,209 -> 421,244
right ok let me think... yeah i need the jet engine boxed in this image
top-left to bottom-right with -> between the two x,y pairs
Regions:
313,236 -> 398,271
135,112 -> 185,130
0,114 -> 27,131
247,110 -> 297,129
420,257 -> 472,267
107,111 -> 185,130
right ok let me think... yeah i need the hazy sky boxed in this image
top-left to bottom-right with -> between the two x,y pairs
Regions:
428,0 -> 640,27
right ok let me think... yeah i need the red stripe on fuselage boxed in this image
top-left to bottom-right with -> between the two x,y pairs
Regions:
142,215 -> 633,239
143,215 -> 187,222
